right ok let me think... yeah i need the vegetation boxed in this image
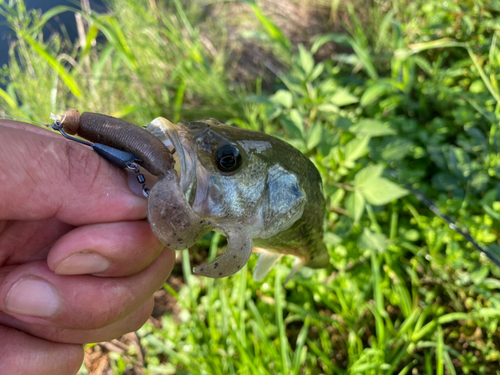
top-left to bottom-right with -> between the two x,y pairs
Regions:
2,0 -> 500,373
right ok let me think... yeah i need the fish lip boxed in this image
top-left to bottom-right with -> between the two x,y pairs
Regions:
146,118 -> 197,198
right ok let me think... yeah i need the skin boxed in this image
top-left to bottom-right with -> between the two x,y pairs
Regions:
0,120 -> 175,375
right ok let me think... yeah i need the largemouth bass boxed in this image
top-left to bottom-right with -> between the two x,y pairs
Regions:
146,118 -> 329,281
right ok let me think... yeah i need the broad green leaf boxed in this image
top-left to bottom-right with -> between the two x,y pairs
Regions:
345,191 -> 365,222
358,228 -> 387,253
349,119 -> 396,136
376,137 -> 413,161
306,122 -> 323,150
359,178 -> 409,205
447,146 -> 471,178
309,62 -> 324,82
360,82 -> 393,106
345,135 -> 371,162
470,172 -> 489,193
354,164 -> 384,186
329,88 -> 359,107
298,44 -> 314,76
317,103 -> 339,113
432,172 -> 460,192
290,109 -> 304,133
481,278 -> 500,289
270,90 -> 293,108
280,109 -> 305,140
283,138 -> 306,153
311,33 -> 351,54
427,145 -> 447,170
324,232 -> 342,246
470,267 -> 490,284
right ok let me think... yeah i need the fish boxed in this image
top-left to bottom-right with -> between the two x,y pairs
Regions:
146,117 -> 329,281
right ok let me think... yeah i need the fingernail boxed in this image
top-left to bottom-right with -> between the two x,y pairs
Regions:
6,278 -> 60,317
55,252 -> 110,275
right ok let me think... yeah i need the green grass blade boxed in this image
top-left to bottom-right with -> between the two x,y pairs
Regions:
21,35 -> 82,97
292,315 -> 310,375
247,2 -> 290,50
0,87 -> 18,110
275,269 -> 290,374
436,325 -> 444,375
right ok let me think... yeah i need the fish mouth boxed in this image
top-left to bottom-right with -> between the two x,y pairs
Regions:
146,117 -> 197,201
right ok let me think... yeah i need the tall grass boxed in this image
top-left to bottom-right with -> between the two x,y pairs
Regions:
3,0 -> 500,374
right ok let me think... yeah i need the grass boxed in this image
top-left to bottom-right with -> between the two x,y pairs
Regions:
3,0 -> 500,373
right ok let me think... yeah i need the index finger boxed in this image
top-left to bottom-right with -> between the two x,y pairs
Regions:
0,122 -> 147,224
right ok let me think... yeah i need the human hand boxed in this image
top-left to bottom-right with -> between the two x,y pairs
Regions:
0,121 -> 175,375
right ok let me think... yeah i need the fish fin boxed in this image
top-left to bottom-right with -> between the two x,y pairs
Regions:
303,244 -> 330,269
253,251 -> 283,282
193,225 -> 253,278
283,258 -> 307,286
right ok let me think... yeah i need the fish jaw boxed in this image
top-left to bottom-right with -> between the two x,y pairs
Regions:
146,117 -> 197,200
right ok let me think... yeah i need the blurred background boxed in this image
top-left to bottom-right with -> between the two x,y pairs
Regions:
2,0 -> 500,374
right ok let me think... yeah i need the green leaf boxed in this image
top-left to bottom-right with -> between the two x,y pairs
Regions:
470,172 -> 489,193
270,90 -> 293,108
349,119 -> 396,136
432,173 -> 460,192
354,165 -> 384,186
360,82 -> 393,106
306,122 -> 323,150
309,62 -> 324,82
345,191 -> 365,222
447,146 -> 471,178
355,166 -> 408,205
359,178 -> 409,205
329,88 -> 359,107
280,109 -> 305,140
317,103 -> 339,113
345,135 -> 371,163
376,137 -> 413,161
298,44 -> 314,76
358,228 -> 387,253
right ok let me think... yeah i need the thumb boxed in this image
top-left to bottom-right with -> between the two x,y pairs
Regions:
0,122 -> 146,224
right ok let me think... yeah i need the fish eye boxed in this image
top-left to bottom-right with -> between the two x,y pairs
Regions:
215,144 -> 242,173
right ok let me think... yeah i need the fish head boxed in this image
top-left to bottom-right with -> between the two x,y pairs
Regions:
148,117 -> 307,237
146,117 -> 325,279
